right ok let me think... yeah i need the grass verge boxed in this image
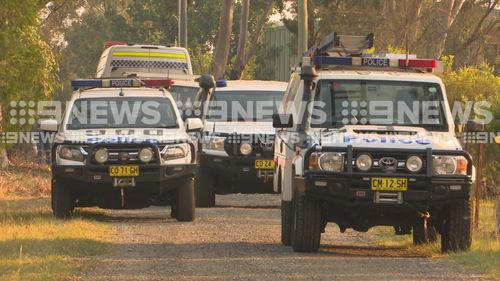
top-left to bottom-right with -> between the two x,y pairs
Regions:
0,198 -> 112,281
371,199 -> 500,279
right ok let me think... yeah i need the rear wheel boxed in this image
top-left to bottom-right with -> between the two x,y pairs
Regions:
51,180 -> 74,220
176,180 -> 195,222
441,198 -> 472,252
291,190 -> 321,252
195,166 -> 215,207
281,200 -> 293,245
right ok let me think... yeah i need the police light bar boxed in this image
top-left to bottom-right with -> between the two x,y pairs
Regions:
312,56 -> 439,71
71,79 -> 173,89
215,80 -> 227,87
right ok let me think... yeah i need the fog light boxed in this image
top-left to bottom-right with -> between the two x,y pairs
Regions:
139,147 -> 153,163
94,148 -> 108,164
240,143 -> 252,155
355,154 -> 372,171
406,155 -> 423,173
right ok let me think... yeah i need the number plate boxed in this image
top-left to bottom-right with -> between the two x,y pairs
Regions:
371,177 -> 408,191
255,160 -> 275,170
109,166 -> 139,177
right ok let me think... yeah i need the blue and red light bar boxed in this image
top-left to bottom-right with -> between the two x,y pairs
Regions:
71,79 -> 174,89
312,56 -> 438,70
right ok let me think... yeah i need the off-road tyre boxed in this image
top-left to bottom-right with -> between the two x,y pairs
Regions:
281,200 -> 293,245
291,191 -> 321,252
195,166 -> 215,207
51,180 -> 74,220
441,199 -> 472,252
176,180 -> 196,222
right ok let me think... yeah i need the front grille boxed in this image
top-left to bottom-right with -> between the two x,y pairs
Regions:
88,145 -> 162,165
353,151 -> 427,175
223,133 -> 275,157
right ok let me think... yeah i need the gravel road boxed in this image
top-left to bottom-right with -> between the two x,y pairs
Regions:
78,194 -> 487,281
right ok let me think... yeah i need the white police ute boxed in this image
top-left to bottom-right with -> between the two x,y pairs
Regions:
194,79 -> 287,207
40,78 -> 203,221
273,33 -> 477,253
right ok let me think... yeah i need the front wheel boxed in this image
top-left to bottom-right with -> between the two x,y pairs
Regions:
51,180 -> 74,220
176,180 -> 196,222
291,191 -> 321,252
281,200 -> 293,245
195,166 -> 215,207
441,199 -> 472,252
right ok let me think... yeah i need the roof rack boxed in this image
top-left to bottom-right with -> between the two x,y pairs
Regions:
303,32 -> 442,73
305,32 -> 374,57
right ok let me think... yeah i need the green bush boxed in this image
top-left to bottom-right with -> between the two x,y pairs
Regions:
441,59 -> 500,195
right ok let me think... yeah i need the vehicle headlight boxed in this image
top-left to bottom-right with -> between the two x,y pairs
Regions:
57,145 -> 85,162
433,155 -> 467,175
202,136 -> 226,151
355,153 -> 372,171
239,143 -> 253,156
162,144 -> 189,160
139,147 -> 154,163
94,148 -> 109,164
406,155 -> 423,173
319,153 -> 344,172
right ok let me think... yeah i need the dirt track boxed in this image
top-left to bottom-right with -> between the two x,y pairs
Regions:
78,194 -> 487,281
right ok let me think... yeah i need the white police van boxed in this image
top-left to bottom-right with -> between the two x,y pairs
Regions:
273,33 -> 477,253
194,79 -> 287,207
96,41 -> 193,79
40,78 -> 203,221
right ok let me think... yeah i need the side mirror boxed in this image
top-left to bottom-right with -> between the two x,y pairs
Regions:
465,120 -> 484,132
272,113 -> 293,128
186,118 -> 203,132
198,74 -> 215,90
39,119 -> 58,132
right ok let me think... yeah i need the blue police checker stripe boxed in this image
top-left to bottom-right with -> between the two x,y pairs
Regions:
110,60 -> 188,70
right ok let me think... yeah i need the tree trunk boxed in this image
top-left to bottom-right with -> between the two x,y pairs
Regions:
297,0 -> 308,61
178,0 -> 188,48
0,103 -> 8,170
228,0 -> 250,80
0,149 -> 8,170
433,0 -> 465,58
210,0 -> 235,80
497,194 -> 500,236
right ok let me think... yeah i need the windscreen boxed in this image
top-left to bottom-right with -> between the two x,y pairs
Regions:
206,90 -> 283,122
66,97 -> 179,129
312,80 -> 447,131
170,85 -> 198,108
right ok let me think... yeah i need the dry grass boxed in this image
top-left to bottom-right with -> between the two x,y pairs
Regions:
372,199 -> 500,279
0,155 -> 112,281
0,155 -> 51,198
0,198 -> 112,281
